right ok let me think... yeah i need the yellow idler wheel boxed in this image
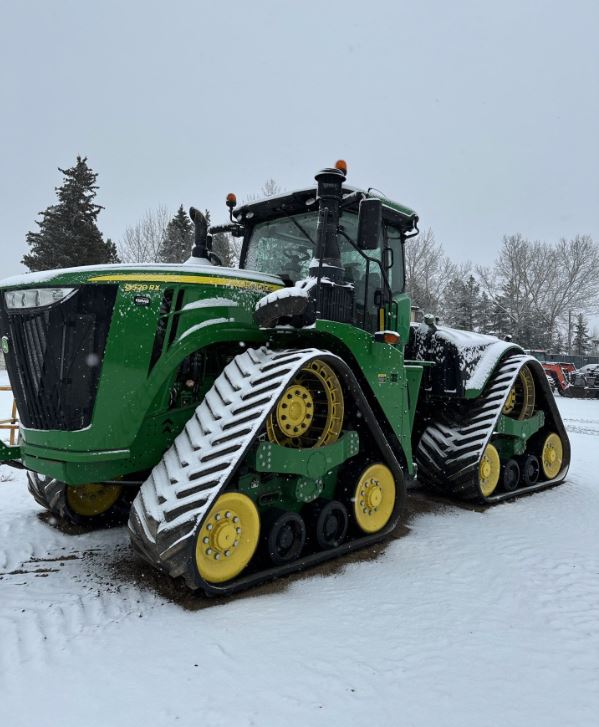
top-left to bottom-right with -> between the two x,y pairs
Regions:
195,492 -> 260,584
502,365 -> 535,420
502,386 -> 517,416
275,384 -> 314,438
66,483 -> 123,517
267,359 -> 344,448
353,463 -> 396,534
541,433 -> 563,480
479,443 -> 501,497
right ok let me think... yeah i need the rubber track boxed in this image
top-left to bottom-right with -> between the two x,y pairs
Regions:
27,471 -> 72,520
26,471 -> 133,526
129,347 -> 336,587
128,345 -> 405,594
415,354 -> 570,503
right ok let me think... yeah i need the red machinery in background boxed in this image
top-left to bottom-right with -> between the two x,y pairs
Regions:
542,362 -> 599,398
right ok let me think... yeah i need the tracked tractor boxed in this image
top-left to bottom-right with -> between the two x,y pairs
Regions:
0,162 -> 570,594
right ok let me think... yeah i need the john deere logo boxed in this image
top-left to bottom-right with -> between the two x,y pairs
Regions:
1,336 -> 8,354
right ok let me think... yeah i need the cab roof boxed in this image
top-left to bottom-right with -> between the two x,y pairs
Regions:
233,186 -> 419,234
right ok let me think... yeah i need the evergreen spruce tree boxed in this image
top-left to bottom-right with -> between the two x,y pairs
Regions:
158,205 -> 193,263
443,274 -> 481,331
573,313 -> 591,355
441,276 -> 465,328
476,291 -> 493,334
554,330 -> 566,355
487,295 -> 513,340
23,156 -> 118,271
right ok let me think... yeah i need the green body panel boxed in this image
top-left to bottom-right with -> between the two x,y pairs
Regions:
253,431 -> 359,478
380,196 -> 418,221
242,432 -> 360,513
0,268 -> 425,480
0,441 -> 20,461
238,469 -> 339,514
0,265 -> 281,482
493,411 -> 545,458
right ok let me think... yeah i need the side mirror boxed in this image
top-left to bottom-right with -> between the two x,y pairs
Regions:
357,198 -> 382,250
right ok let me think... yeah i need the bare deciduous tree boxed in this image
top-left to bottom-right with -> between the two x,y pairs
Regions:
477,233 -> 599,350
244,179 -> 283,204
118,206 -> 170,263
404,227 -> 456,313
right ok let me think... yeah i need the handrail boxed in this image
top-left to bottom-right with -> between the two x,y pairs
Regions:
0,386 -> 19,446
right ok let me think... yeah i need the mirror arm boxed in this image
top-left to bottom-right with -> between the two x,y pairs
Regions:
209,223 -> 245,237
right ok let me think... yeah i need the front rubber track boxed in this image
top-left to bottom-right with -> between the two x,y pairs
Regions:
129,346 -> 406,596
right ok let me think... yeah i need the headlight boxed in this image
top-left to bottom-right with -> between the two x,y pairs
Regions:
4,287 -> 76,310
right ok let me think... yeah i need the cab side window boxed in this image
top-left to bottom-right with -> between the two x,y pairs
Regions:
384,224 -> 405,295
338,213 -> 383,331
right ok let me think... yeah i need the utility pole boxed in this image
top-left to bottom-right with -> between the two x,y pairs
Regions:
567,309 -> 572,355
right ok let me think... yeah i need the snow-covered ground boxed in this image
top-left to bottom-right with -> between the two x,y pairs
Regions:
1,375 -> 598,727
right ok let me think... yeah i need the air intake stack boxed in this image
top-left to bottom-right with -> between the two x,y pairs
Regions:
309,165 -> 346,283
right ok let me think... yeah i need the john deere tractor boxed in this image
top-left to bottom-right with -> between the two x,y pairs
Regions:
0,162 -> 570,594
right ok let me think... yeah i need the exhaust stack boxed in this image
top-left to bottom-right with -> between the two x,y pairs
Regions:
189,207 -> 212,264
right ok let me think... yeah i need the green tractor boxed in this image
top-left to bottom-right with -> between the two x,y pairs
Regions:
0,162 -> 570,595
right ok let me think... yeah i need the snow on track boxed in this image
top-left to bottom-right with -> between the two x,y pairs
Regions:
0,395 -> 598,727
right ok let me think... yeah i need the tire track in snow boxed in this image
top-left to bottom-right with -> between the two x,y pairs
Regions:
1,568 -> 154,680
0,476 -> 157,680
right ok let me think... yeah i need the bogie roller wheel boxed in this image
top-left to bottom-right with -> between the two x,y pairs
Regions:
27,471 -> 131,526
352,463 -> 396,534
520,454 -> 540,486
501,459 -> 520,492
307,499 -> 349,550
502,365 -> 535,420
194,492 -> 260,584
266,360 -> 344,448
478,443 -> 501,498
264,510 -> 306,565
540,433 -> 564,480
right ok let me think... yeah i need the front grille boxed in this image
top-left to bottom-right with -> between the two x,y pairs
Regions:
0,285 -> 117,431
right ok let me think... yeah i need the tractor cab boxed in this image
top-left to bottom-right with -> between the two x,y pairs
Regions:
207,162 -> 419,333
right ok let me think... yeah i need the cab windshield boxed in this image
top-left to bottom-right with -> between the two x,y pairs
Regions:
243,210 -> 404,295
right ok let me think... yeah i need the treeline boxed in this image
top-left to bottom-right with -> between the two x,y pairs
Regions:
406,229 -> 599,353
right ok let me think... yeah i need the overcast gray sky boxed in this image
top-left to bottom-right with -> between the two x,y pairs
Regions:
1,0 -> 597,280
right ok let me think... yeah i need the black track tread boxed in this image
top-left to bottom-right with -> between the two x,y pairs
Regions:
26,470 -> 134,526
128,345 -> 405,594
415,354 -> 571,502
27,471 -> 71,520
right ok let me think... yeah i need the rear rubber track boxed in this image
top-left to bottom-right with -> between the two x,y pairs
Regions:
415,353 -> 570,503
